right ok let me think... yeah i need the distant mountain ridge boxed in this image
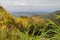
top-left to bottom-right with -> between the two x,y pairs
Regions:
38,10 -> 60,18
10,10 -> 60,18
45,10 -> 60,19
10,12 -> 48,17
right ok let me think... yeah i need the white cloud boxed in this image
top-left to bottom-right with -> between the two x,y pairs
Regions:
14,3 -> 31,6
14,3 -> 27,6
0,0 -> 60,12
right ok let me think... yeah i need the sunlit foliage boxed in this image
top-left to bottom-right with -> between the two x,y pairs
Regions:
0,6 -> 60,40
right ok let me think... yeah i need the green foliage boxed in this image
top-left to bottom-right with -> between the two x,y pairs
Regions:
0,6 -> 60,40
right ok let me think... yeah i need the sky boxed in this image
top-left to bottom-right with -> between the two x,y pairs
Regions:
0,0 -> 60,12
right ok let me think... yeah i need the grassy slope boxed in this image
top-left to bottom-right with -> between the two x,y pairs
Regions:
0,6 -> 60,40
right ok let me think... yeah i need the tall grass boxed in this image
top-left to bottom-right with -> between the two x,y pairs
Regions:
0,20 -> 60,40
0,24 -> 49,40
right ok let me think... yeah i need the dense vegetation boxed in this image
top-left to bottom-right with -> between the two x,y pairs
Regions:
0,6 -> 60,40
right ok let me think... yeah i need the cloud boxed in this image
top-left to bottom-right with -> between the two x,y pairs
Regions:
14,3 -> 27,6
14,3 -> 31,6
0,0 -> 60,12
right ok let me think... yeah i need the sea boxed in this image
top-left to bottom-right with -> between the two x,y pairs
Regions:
10,12 -> 49,17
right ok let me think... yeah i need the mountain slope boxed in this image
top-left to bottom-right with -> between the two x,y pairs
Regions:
46,10 -> 60,18
41,10 -> 60,26
39,10 -> 60,19
0,6 -> 15,29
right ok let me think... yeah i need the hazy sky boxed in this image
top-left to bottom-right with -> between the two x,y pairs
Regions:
0,0 -> 60,12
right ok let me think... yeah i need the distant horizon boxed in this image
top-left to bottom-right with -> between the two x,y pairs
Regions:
8,9 -> 60,13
